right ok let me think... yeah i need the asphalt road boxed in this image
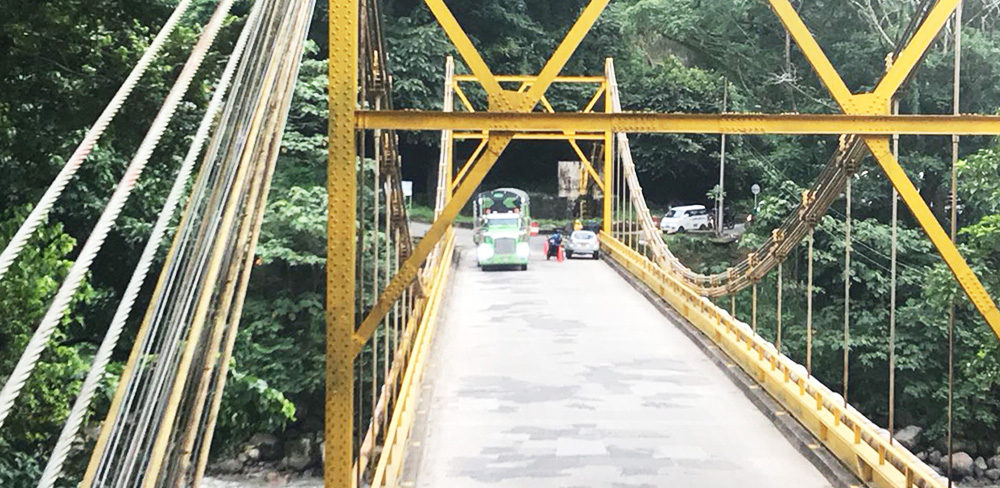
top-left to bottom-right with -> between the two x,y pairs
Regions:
400,231 -> 833,487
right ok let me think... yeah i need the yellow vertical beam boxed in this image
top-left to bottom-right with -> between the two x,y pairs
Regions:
603,60 -> 612,233
444,135 -> 455,206
327,0 -> 357,484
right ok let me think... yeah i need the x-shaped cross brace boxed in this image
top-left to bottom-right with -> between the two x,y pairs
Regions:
352,0 -> 611,353
769,0 -> 1000,338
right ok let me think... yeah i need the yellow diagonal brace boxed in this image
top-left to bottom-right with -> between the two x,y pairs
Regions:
538,94 -> 605,191
452,137 -> 487,190
453,82 -> 476,112
569,140 -> 603,191
582,83 -> 605,113
875,0 -> 959,99
424,0 -> 503,98
355,0 -> 610,352
771,0 -> 1000,338
353,134 -> 513,355
521,0 -> 610,110
767,0 -> 854,109
865,139 -> 1000,339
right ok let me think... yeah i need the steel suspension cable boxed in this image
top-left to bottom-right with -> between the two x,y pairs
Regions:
184,32 -> 306,480
138,3 -> 306,483
0,0 -> 196,283
33,3 -> 261,485
84,10 -> 275,482
807,229 -> 814,377
85,2 -> 295,483
947,2 -> 963,484
889,99 -> 900,445
777,260 -> 783,353
0,0 -> 234,431
844,177 -> 852,407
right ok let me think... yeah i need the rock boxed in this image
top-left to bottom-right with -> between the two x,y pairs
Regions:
894,425 -> 923,451
989,455 -> 1000,470
245,447 -> 261,462
237,452 -> 250,465
986,468 -> 1000,481
249,433 -> 283,461
941,452 -> 975,479
929,450 -> 943,466
215,458 -> 244,474
917,451 -> 928,461
285,437 -> 315,471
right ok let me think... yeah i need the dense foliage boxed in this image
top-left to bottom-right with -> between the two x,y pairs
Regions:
3,0 -> 1000,484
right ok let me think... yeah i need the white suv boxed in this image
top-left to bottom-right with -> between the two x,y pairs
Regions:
660,205 -> 710,233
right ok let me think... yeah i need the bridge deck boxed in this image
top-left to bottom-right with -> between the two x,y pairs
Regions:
402,232 -> 833,487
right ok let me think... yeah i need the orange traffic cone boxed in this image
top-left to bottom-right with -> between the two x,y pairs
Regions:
557,245 -> 565,262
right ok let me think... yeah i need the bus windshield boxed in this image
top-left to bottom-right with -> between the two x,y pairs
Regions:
486,217 -> 520,227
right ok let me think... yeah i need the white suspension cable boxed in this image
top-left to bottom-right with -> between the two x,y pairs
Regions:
0,0 -> 236,431
0,0 -> 196,282
33,4 -> 260,485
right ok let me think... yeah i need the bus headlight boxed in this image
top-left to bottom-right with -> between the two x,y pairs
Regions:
477,243 -> 494,261
516,242 -> 530,258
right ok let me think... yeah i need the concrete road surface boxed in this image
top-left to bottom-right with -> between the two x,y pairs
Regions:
401,231 -> 834,487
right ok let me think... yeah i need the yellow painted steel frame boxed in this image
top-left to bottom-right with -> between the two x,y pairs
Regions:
369,230 -> 456,488
767,0 -> 1000,338
327,0 -> 356,485
452,77 -> 608,192
357,111 -> 1000,135
600,233 -> 944,488
353,0 -> 611,350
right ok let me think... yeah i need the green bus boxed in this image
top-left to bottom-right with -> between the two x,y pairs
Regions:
473,188 -> 531,270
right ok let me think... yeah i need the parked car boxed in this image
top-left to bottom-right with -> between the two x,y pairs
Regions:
566,230 -> 600,259
660,205 -> 710,233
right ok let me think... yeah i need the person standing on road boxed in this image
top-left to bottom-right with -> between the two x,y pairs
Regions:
546,229 -> 563,260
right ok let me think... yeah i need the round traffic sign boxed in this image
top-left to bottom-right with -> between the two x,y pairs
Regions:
751,184 -> 760,195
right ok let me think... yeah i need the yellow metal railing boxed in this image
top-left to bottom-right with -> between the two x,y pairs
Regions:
367,229 -> 457,488
600,233 -> 945,488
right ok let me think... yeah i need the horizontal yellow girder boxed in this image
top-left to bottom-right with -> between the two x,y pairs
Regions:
357,111 -> 1000,135
454,74 -> 605,83
452,131 -> 606,140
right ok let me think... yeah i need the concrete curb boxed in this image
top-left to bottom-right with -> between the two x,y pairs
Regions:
603,256 -> 862,488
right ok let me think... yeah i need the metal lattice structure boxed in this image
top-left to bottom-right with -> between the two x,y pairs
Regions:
0,0 -> 998,486
333,0 -> 1000,487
